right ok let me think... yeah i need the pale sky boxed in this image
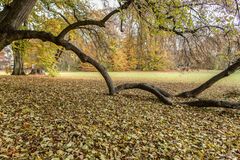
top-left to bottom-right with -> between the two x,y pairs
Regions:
89,0 -> 118,9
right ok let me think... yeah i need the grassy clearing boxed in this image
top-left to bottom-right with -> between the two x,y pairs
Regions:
59,70 -> 240,86
0,76 -> 239,159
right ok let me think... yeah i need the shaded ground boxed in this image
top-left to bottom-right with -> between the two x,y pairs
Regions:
0,76 -> 239,159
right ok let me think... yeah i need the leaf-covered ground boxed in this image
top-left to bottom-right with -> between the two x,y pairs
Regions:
0,76 -> 239,159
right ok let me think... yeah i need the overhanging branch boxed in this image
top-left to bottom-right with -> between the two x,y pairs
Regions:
5,30 -> 115,95
57,0 -> 134,39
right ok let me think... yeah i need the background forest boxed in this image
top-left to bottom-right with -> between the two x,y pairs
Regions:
2,0 -> 239,76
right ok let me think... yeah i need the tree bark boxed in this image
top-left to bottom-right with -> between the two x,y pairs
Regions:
29,67 -> 45,75
12,49 -> 25,75
86,56 -> 115,95
115,83 -> 173,105
0,0 -> 37,30
178,58 -> 240,98
183,99 -> 240,109
148,84 -> 172,97
0,0 -> 37,50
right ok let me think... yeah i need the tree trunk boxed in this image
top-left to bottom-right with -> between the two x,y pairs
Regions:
0,0 -> 37,30
29,68 -> 45,75
12,49 -> 25,75
29,64 -> 45,75
178,58 -> 240,98
0,0 -> 37,50
0,0 -> 37,74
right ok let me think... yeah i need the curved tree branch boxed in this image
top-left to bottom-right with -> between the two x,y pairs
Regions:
148,84 -> 172,97
3,31 -> 240,109
4,30 -> 174,105
115,83 -> 173,105
0,0 -> 133,95
178,58 -> 240,98
5,30 -> 115,95
183,99 -> 240,109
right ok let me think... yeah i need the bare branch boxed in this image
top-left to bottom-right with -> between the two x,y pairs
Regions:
178,58 -> 240,98
57,0 -> 134,39
115,83 -> 173,105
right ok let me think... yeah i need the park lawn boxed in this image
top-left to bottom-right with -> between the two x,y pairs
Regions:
0,73 -> 239,159
59,70 -> 240,86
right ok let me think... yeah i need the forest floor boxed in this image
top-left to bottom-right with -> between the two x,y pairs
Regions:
0,74 -> 239,159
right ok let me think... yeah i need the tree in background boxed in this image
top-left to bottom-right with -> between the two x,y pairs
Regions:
11,41 -> 26,75
24,40 -> 59,76
6,0 -> 237,73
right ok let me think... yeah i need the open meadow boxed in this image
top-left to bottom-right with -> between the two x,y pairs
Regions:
0,71 -> 239,159
59,71 -> 240,85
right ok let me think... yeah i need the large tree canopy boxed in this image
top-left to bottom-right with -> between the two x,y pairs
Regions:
0,0 -> 239,108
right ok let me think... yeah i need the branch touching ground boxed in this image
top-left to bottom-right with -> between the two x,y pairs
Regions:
7,30 -> 115,95
115,83 -> 173,105
148,84 -> 172,97
0,1 -> 135,95
183,99 -> 240,109
178,58 -> 240,98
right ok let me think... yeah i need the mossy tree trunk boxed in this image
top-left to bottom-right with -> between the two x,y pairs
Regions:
12,48 -> 25,75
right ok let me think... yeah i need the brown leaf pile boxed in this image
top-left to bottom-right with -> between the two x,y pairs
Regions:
0,76 -> 239,159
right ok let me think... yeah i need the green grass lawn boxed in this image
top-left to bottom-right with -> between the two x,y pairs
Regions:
59,70 -> 240,86
1,70 -> 239,85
